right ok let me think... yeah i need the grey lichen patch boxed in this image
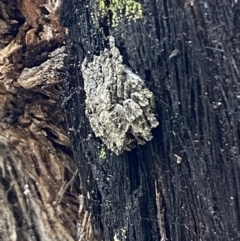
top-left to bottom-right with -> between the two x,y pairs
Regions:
81,36 -> 159,155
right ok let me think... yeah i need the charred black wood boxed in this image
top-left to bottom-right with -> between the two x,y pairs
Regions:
61,0 -> 240,240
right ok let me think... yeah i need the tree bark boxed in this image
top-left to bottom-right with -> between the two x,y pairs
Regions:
1,0 -> 240,241
61,0 -> 240,241
0,1 -> 80,240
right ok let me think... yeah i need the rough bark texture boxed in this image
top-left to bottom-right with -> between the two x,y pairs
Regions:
61,0 -> 240,241
0,1 -> 81,240
81,36 -> 159,155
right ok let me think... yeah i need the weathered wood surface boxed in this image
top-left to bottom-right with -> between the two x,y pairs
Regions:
0,1 -> 80,240
61,0 -> 240,240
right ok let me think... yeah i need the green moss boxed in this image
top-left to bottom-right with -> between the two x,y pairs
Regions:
99,145 -> 107,159
97,0 -> 143,26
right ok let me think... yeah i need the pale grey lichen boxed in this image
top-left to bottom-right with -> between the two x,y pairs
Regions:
81,36 -> 159,155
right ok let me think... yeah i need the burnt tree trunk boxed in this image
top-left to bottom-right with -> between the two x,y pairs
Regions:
61,0 -> 240,241
1,0 -> 240,240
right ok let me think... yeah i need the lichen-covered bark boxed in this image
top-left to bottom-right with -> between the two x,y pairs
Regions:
81,36 -> 158,155
0,1 -> 82,240
61,0 -> 240,240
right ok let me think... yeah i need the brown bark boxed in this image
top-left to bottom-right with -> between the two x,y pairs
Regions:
0,1 -> 81,240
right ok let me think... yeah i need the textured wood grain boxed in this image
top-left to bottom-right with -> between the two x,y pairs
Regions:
61,0 -> 240,240
0,1 -> 83,240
